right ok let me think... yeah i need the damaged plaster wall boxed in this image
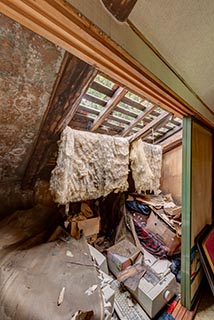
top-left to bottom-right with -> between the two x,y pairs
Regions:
50,127 -> 129,204
0,180 -> 55,220
0,13 -> 65,182
130,140 -> 162,193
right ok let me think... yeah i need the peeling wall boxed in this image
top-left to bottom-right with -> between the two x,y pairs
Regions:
0,14 -> 65,182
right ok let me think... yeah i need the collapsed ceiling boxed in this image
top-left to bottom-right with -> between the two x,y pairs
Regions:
0,13 -> 182,188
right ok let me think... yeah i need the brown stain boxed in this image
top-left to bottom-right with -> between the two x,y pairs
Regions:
0,13 -> 65,182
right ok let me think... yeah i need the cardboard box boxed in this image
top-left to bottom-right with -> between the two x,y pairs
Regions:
107,239 -> 140,276
71,217 -> 100,238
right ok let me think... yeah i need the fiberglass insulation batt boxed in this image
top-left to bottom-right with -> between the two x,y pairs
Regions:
130,139 -> 162,193
50,127 -> 129,204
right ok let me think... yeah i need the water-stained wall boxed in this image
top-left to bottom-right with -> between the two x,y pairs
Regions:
0,13 -> 65,182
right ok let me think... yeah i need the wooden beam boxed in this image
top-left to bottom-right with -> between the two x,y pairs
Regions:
22,52 -> 97,189
2,0 -> 202,123
114,105 -> 138,119
91,81 -> 114,97
121,95 -> 146,111
162,134 -> 182,154
122,105 -> 156,136
129,111 -> 170,143
90,87 -> 127,132
155,125 -> 183,144
101,0 -> 138,22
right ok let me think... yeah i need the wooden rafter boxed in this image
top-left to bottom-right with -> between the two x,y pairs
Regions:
129,111 -> 170,143
90,87 -> 128,132
161,130 -> 183,153
22,52 -> 97,189
121,104 -> 156,136
155,125 -> 183,144
101,0 -> 138,22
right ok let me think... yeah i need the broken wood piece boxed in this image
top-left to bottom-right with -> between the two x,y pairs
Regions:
57,287 -> 65,306
81,203 -> 94,218
85,284 -> 98,296
164,206 -> 182,220
70,221 -> 81,240
71,310 -> 94,320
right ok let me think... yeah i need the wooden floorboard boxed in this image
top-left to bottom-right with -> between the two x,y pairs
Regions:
171,298 -> 200,320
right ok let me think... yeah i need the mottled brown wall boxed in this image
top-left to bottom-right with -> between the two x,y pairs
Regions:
0,13 -> 65,182
0,180 -> 55,220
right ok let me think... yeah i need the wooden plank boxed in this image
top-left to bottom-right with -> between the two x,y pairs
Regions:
176,305 -> 188,320
108,114 -> 131,125
155,125 -> 183,144
172,301 -> 182,318
121,95 -> 146,111
78,104 -> 100,116
84,93 -> 106,106
190,121 -> 213,305
129,111 -> 170,142
114,105 -> 138,119
102,120 -> 125,131
90,87 -> 128,131
101,0 -> 138,22
161,144 -> 182,205
91,81 -> 114,97
22,53 -> 97,189
122,105 -> 156,136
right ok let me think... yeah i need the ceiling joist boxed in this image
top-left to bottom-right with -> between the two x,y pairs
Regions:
129,111 -> 171,143
122,104 -> 156,136
90,87 -> 128,132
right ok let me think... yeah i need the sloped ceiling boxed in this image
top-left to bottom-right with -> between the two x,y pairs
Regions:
0,14 -> 65,182
0,10 -> 183,187
129,0 -> 214,110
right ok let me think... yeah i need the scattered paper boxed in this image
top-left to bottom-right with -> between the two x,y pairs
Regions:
57,287 -> 65,306
66,250 -> 74,258
85,284 -> 98,296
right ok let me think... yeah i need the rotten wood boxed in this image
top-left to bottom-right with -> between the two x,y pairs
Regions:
90,87 -> 128,132
129,111 -> 170,143
22,52 -> 97,189
122,105 -> 156,136
101,0 -> 138,22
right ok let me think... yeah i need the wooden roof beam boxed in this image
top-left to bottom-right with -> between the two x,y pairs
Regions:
129,111 -> 171,143
155,125 -> 183,144
90,87 -> 127,132
121,105 -> 156,136
22,52 -> 97,189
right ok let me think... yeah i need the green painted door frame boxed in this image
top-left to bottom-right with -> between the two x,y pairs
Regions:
181,116 -> 192,309
181,116 -> 213,309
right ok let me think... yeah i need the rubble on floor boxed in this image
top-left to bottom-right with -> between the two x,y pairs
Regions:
0,192 -> 184,320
